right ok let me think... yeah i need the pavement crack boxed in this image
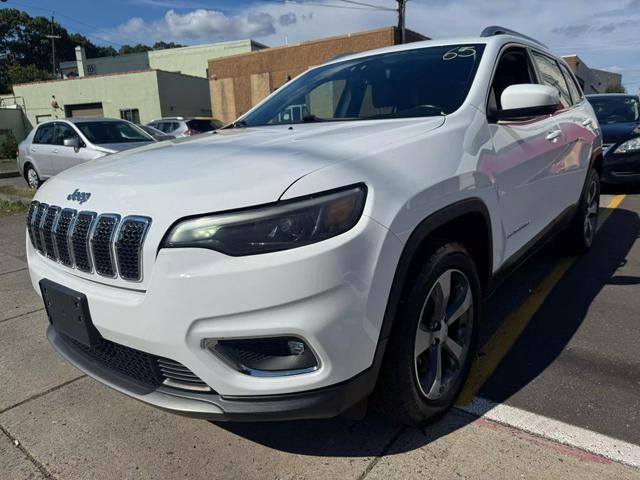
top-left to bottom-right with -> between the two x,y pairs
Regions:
0,423 -> 59,480
357,425 -> 406,480
0,375 -> 86,416
0,267 -> 27,276
0,307 -> 45,325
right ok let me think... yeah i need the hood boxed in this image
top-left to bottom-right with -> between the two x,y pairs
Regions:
36,117 -> 445,221
600,121 -> 640,145
33,117 -> 444,289
94,141 -> 155,154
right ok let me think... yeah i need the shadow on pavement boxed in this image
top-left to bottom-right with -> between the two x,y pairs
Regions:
213,205 -> 640,455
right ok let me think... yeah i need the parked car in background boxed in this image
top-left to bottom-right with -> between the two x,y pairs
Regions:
27,27 -> 601,426
139,124 -> 176,141
146,117 -> 223,137
18,118 -> 155,189
587,94 -> 640,184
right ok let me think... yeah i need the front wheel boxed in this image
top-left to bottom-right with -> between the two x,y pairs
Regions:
373,243 -> 480,426
563,168 -> 600,254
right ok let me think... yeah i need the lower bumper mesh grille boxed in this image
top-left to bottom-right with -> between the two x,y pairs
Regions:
60,332 -> 212,393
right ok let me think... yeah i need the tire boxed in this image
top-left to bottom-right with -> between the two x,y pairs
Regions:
25,165 -> 41,189
373,242 -> 480,426
562,168 -> 600,255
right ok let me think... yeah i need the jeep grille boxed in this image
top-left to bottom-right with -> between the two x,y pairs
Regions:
27,201 -> 151,282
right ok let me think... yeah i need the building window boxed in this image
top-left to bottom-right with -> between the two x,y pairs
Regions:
120,109 -> 140,124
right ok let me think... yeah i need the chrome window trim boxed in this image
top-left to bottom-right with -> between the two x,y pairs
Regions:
89,213 -> 121,279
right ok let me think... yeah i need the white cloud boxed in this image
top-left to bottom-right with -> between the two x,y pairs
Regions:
99,0 -> 639,91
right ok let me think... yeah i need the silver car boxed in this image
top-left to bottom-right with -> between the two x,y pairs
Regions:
146,117 -> 223,137
17,118 -> 155,189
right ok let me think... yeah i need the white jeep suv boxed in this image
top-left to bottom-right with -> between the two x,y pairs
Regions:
26,27 -> 602,425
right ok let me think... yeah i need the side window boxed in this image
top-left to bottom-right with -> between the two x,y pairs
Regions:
33,124 -> 54,145
171,122 -> 180,131
560,64 -> 582,105
53,123 -> 79,146
531,52 -> 572,108
488,47 -> 535,112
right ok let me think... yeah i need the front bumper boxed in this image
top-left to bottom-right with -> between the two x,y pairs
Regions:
602,151 -> 640,184
48,325 -> 377,421
29,214 -> 402,419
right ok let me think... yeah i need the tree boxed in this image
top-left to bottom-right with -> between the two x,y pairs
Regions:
7,64 -> 50,85
152,41 -> 185,50
118,44 -> 152,55
605,84 -> 627,94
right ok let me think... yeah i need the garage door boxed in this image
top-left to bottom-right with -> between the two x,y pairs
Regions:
65,102 -> 104,118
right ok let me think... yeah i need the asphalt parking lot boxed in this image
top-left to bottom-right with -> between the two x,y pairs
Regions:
1,184 -> 639,479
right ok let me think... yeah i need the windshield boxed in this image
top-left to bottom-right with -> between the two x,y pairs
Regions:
238,44 -> 485,127
76,121 -> 152,144
589,96 -> 640,124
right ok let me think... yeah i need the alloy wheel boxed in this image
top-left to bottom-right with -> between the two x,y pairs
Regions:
414,269 -> 473,400
27,169 -> 39,189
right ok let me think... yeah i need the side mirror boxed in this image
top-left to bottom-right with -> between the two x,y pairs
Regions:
494,84 -> 560,121
63,136 -> 81,152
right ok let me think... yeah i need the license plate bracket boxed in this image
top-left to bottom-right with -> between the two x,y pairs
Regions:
40,279 -> 101,347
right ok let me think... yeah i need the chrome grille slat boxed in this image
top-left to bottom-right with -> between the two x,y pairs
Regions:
55,209 -> 77,267
157,358 -> 211,392
26,201 -> 39,248
42,206 -> 61,260
34,203 -> 47,254
71,211 -> 96,273
90,214 -> 120,278
115,216 -> 151,282
28,202 -> 151,283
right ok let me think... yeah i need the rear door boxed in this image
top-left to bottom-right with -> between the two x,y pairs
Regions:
28,123 -> 57,177
487,46 -> 567,260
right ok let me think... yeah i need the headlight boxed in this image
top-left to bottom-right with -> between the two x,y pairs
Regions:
162,185 -> 366,255
614,137 -> 640,154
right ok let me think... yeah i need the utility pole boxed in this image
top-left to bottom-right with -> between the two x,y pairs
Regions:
397,0 -> 407,44
45,14 -> 61,78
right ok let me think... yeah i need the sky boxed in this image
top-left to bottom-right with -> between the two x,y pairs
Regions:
3,0 -> 640,92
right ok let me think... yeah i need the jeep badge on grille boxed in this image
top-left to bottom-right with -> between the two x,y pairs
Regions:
67,189 -> 92,204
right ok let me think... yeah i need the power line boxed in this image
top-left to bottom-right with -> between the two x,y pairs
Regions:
334,0 -> 395,11
255,0 -> 392,11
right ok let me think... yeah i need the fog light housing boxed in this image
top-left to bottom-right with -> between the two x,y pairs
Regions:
204,336 -> 319,376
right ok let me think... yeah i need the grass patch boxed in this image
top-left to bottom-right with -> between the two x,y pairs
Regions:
0,184 -> 34,199
0,199 -> 27,217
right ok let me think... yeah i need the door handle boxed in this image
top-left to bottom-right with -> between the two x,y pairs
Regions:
582,119 -> 593,127
545,130 -> 562,142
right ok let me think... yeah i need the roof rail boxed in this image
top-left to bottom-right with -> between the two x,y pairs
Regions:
480,26 -> 547,48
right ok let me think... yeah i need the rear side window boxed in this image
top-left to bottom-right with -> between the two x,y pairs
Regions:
560,64 -> 582,104
33,124 -> 54,144
531,52 -> 572,108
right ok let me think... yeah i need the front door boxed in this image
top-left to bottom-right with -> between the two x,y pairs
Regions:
486,47 -> 568,261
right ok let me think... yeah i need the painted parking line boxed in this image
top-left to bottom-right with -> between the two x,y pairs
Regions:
457,194 -> 627,405
459,397 -> 640,469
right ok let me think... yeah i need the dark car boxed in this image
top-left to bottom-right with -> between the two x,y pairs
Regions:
587,94 -> 640,183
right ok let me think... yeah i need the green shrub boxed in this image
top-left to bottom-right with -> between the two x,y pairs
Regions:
0,132 -> 18,159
